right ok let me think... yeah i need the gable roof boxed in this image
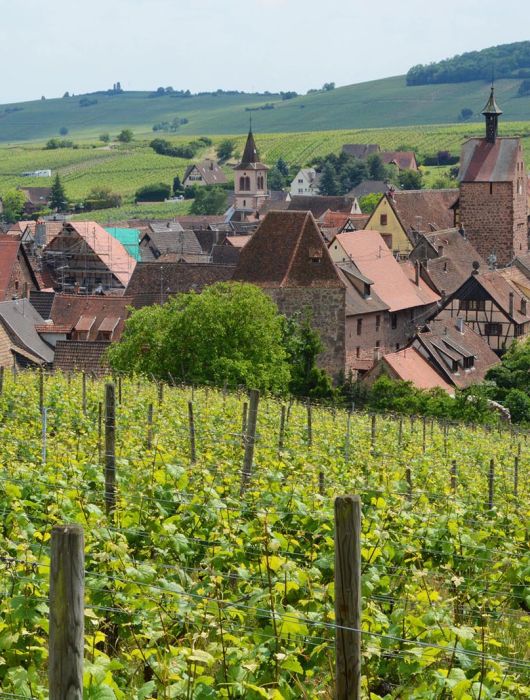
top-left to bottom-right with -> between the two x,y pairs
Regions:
381,347 -> 453,393
29,290 -> 55,319
49,294 -> 133,341
332,230 -> 440,311
140,228 -> 204,261
183,159 -> 228,185
385,189 -> 458,236
414,319 -> 500,389
410,228 -> 485,297
234,210 -> 343,289
234,130 -> 268,171
347,180 -> 388,198
0,299 -> 54,363
105,227 -> 141,261
0,237 -> 39,301
126,262 -> 236,308
341,144 -> 380,159
53,340 -> 110,376
459,137 -> 520,182
17,187 -> 52,205
58,222 -> 137,288
287,195 -> 356,217
380,151 -> 417,170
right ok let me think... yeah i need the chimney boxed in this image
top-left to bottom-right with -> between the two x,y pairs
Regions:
23,282 -> 29,299
509,292 -> 514,318
459,224 -> 466,239
414,260 -> 420,286
456,318 -> 464,333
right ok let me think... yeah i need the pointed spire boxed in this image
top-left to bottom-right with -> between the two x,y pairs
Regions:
482,85 -> 502,144
239,129 -> 260,166
482,85 -> 502,116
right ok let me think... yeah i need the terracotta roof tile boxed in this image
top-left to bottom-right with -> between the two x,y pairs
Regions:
0,238 -> 23,301
387,189 -> 458,235
459,137 -> 520,182
53,340 -> 110,376
382,347 -> 453,392
49,294 -> 133,341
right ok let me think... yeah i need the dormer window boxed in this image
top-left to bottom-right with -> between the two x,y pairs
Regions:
363,282 -> 371,298
309,247 -> 322,263
463,356 -> 475,369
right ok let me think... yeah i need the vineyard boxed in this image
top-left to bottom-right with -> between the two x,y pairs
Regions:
2,121 -> 530,215
0,370 -> 528,699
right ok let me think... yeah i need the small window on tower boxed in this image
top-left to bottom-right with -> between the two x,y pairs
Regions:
489,183 -> 493,195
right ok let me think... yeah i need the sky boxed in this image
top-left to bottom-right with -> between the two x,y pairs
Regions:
1,0 -> 530,103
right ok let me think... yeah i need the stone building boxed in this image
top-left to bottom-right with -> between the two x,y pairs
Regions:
0,237 -> 39,301
457,87 -> 528,266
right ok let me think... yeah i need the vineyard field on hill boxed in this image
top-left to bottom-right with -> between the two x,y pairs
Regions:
0,371 -> 528,698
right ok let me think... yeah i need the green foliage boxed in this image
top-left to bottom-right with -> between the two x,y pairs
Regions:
172,174 -> 183,195
407,40 -> 530,85
99,133 -> 110,143
117,128 -> 133,143
517,78 -> 530,97
459,107 -> 473,120
189,186 -> 227,214
267,166 -> 287,191
45,138 -> 74,149
109,282 -> 291,391
398,169 -> 423,190
359,192 -> 382,214
83,186 -> 122,211
150,137 -> 201,159
50,173 -> 68,211
1,189 -> 26,223
283,314 -> 335,399
216,139 -> 236,161
317,162 -> 339,195
367,153 -> 387,180
134,182 -> 171,202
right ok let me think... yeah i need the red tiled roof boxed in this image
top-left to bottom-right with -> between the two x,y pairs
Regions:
49,294 -> 133,341
333,230 -> 440,311
383,347 -> 453,392
53,340 -> 110,376
386,189 -> 458,235
459,138 -> 520,182
0,238 -> 22,301
400,260 -> 442,306
234,211 -> 343,289
380,151 -> 417,170
35,324 -> 71,333
224,235 -> 251,248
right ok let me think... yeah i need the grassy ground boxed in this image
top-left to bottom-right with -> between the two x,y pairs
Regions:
2,76 -> 530,142
70,199 -> 193,224
2,121 -> 529,207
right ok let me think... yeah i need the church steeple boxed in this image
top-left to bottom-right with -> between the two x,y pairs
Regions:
238,128 -> 260,168
482,85 -> 502,144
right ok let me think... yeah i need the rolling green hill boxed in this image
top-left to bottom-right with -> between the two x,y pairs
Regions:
1,75 -> 530,143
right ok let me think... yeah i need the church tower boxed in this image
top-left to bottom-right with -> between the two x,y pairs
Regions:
458,87 -> 528,266
233,128 -> 269,219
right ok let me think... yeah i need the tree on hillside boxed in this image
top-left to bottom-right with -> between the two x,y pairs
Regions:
59,126 -> 69,136
107,282 -> 291,391
99,133 -> 110,143
398,169 -> 423,190
367,154 -> 387,181
318,163 -> 339,195
283,313 -> 335,399
359,192 -> 383,214
172,175 -> 183,196
190,186 -> 227,215
50,174 -> 68,212
276,157 -> 289,178
117,129 -> 133,143
268,166 -> 287,191
1,190 -> 26,223
216,139 -> 235,162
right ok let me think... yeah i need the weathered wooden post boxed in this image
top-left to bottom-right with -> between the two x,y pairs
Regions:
319,470 -> 325,496
39,366 -> 44,413
0,366 -> 4,396
405,466 -> 412,501
344,410 -> 351,462
370,414 -> 376,452
488,458 -> 494,510
49,524 -> 84,700
307,400 -> 313,447
278,404 -> 286,452
104,383 -> 116,518
334,495 -> 361,700
97,401 -> 102,463
451,460 -> 457,493
514,455 -> 519,498
422,416 -> 427,453
240,389 -> 259,495
398,416 -> 403,447
242,401 -> 248,445
188,401 -> 196,464
41,407 -> 48,466
146,403 -> 153,450
81,371 -> 87,417
157,382 -> 163,405
117,375 -> 122,405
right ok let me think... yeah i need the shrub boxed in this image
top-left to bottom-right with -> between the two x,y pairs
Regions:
134,183 -> 171,202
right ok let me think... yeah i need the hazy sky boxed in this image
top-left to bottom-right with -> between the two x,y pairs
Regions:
1,0 -> 530,103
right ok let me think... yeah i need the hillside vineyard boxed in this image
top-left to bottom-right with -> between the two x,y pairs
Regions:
0,371 -> 527,698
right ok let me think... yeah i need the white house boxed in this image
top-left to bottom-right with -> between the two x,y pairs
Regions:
290,168 -> 321,197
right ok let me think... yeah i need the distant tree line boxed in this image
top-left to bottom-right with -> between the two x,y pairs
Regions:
406,41 -> 530,85
150,137 -> 211,159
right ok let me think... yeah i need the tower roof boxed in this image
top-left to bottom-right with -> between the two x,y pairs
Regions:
234,130 -> 268,171
482,86 -> 503,116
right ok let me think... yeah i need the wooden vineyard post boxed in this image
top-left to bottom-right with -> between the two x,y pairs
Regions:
307,400 -> 313,447
48,524 -> 84,700
406,466 -> 412,501
451,460 -> 457,493
39,367 -> 44,414
422,416 -> 426,453
398,417 -> 403,447
146,403 -> 153,450
104,383 -> 116,519
240,389 -> 259,495
82,371 -> 87,417
97,401 -> 102,463
443,422 -> 448,457
344,410 -> 352,462
0,365 -> 4,396
514,455 -> 519,498
242,401 -> 248,445
488,458 -> 494,510
334,495 -> 361,700
42,407 -> 48,467
158,382 -> 164,405
118,375 -> 122,405
278,404 -> 286,452
188,401 -> 196,464
370,414 -> 376,452
319,470 -> 324,496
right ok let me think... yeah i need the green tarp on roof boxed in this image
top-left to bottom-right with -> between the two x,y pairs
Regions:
105,227 -> 141,261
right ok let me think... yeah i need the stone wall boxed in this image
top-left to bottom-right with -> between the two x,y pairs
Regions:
267,287 -> 346,379
6,252 -> 38,301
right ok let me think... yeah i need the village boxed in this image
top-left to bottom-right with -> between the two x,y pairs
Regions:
0,87 -> 527,403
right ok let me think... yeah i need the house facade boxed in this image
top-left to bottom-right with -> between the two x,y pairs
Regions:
289,168 -> 320,196
182,159 -> 228,188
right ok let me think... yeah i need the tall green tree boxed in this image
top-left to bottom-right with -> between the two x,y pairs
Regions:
398,169 -> 423,190
50,174 -> 68,212
283,313 -> 335,399
1,190 -> 26,223
190,186 -> 227,215
108,282 -> 290,392
318,163 -> 339,195
216,139 -> 235,162
367,154 -> 387,181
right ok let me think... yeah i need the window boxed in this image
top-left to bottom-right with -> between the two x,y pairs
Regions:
380,214 -> 388,226
356,346 -> 360,358
375,340 -> 380,348
363,283 -> 371,298
459,299 -> 485,311
357,319 -> 362,335
463,356 -> 475,369
395,343 -> 400,351
391,313 -> 397,329
298,179 -> 303,183
257,175 -> 264,189
484,322 -> 502,336
514,324 -> 524,337
489,183 -> 493,195
239,176 -> 250,191
298,189 -> 304,194
375,315 -> 381,331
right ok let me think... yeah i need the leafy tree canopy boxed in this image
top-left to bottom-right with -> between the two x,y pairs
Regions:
1,190 -> 26,223
216,139 -> 236,162
108,282 -> 291,392
50,173 -> 68,212
190,186 -> 227,215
